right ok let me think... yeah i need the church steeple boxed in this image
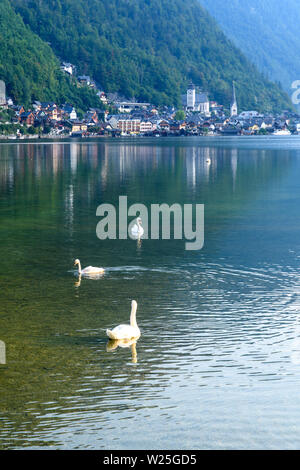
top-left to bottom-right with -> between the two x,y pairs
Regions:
230,81 -> 238,117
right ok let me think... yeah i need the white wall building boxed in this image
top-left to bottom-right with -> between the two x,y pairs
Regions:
60,63 -> 75,75
230,82 -> 238,117
140,121 -> 153,133
0,80 -> 6,106
182,83 -> 210,115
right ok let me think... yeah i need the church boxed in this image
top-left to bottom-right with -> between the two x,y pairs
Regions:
182,82 -> 210,115
0,80 -> 6,106
230,81 -> 238,117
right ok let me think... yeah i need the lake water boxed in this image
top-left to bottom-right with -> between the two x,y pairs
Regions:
1,136 -> 300,449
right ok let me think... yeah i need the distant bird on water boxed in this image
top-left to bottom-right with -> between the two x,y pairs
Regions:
74,259 -> 105,275
131,217 -> 144,237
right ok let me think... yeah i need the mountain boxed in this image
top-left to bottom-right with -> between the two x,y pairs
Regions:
9,0 -> 292,112
200,0 -> 300,95
0,0 -> 100,109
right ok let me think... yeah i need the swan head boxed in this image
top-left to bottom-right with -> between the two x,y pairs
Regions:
137,217 -> 142,225
74,259 -> 80,266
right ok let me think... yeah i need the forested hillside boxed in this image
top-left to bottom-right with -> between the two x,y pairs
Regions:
200,0 -> 300,94
0,0 -> 101,108
9,0 -> 292,112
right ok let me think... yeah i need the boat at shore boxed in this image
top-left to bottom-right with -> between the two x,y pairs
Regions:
273,129 -> 291,136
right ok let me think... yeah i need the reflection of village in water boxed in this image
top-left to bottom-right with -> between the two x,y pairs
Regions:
0,140 -> 292,209
0,141 -> 292,251
0,141 -> 247,191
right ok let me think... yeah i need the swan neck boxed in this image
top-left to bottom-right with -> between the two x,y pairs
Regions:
77,261 -> 82,274
130,302 -> 138,328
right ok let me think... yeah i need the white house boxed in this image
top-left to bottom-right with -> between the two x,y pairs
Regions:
60,62 -> 75,75
140,121 -> 153,134
115,101 -> 150,113
70,108 -> 77,120
238,111 -> 261,119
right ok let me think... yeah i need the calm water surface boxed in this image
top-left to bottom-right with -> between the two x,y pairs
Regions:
1,136 -> 300,449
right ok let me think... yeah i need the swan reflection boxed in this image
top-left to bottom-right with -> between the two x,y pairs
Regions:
74,274 -> 82,288
74,271 -> 105,287
106,338 -> 139,363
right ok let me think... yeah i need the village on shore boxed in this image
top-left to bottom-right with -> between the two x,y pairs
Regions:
0,66 -> 299,139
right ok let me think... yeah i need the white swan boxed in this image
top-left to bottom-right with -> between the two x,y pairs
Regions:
74,259 -> 105,275
106,300 -> 140,340
131,217 -> 144,237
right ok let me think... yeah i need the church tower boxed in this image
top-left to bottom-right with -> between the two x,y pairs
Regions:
187,82 -> 196,111
230,81 -> 238,117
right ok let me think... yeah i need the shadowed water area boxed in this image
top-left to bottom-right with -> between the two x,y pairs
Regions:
1,136 -> 300,449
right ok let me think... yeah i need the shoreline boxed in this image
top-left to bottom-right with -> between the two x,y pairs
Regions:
0,133 -> 299,143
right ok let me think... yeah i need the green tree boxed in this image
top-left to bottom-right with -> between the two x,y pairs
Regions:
9,0 -> 292,112
174,110 -> 186,121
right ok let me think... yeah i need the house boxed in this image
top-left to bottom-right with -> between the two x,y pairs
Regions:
12,105 -> 25,117
248,123 -> 260,133
140,121 -> 153,134
40,102 -> 56,111
97,91 -> 108,104
33,101 -> 42,111
170,121 -> 186,132
19,112 -> 35,126
107,115 -> 121,129
158,120 -> 170,131
117,118 -> 141,134
84,110 -> 98,125
115,101 -> 150,113
238,111 -> 261,120
71,120 -> 88,135
47,106 -> 59,121
102,122 -> 114,134
61,104 -> 77,121
78,75 -> 92,86
34,110 -> 48,125
60,62 -> 75,75
221,124 -> 240,135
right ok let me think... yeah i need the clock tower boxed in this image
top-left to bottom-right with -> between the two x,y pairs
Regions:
187,82 -> 196,110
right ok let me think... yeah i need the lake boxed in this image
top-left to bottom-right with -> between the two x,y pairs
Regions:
1,136 -> 300,449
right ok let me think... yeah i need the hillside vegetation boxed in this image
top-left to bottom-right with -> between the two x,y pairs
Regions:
200,0 -> 300,94
0,0 -> 101,109
9,0 -> 292,112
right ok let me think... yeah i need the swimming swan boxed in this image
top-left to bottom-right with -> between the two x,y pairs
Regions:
106,300 -> 140,340
131,217 -> 144,237
74,259 -> 105,275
